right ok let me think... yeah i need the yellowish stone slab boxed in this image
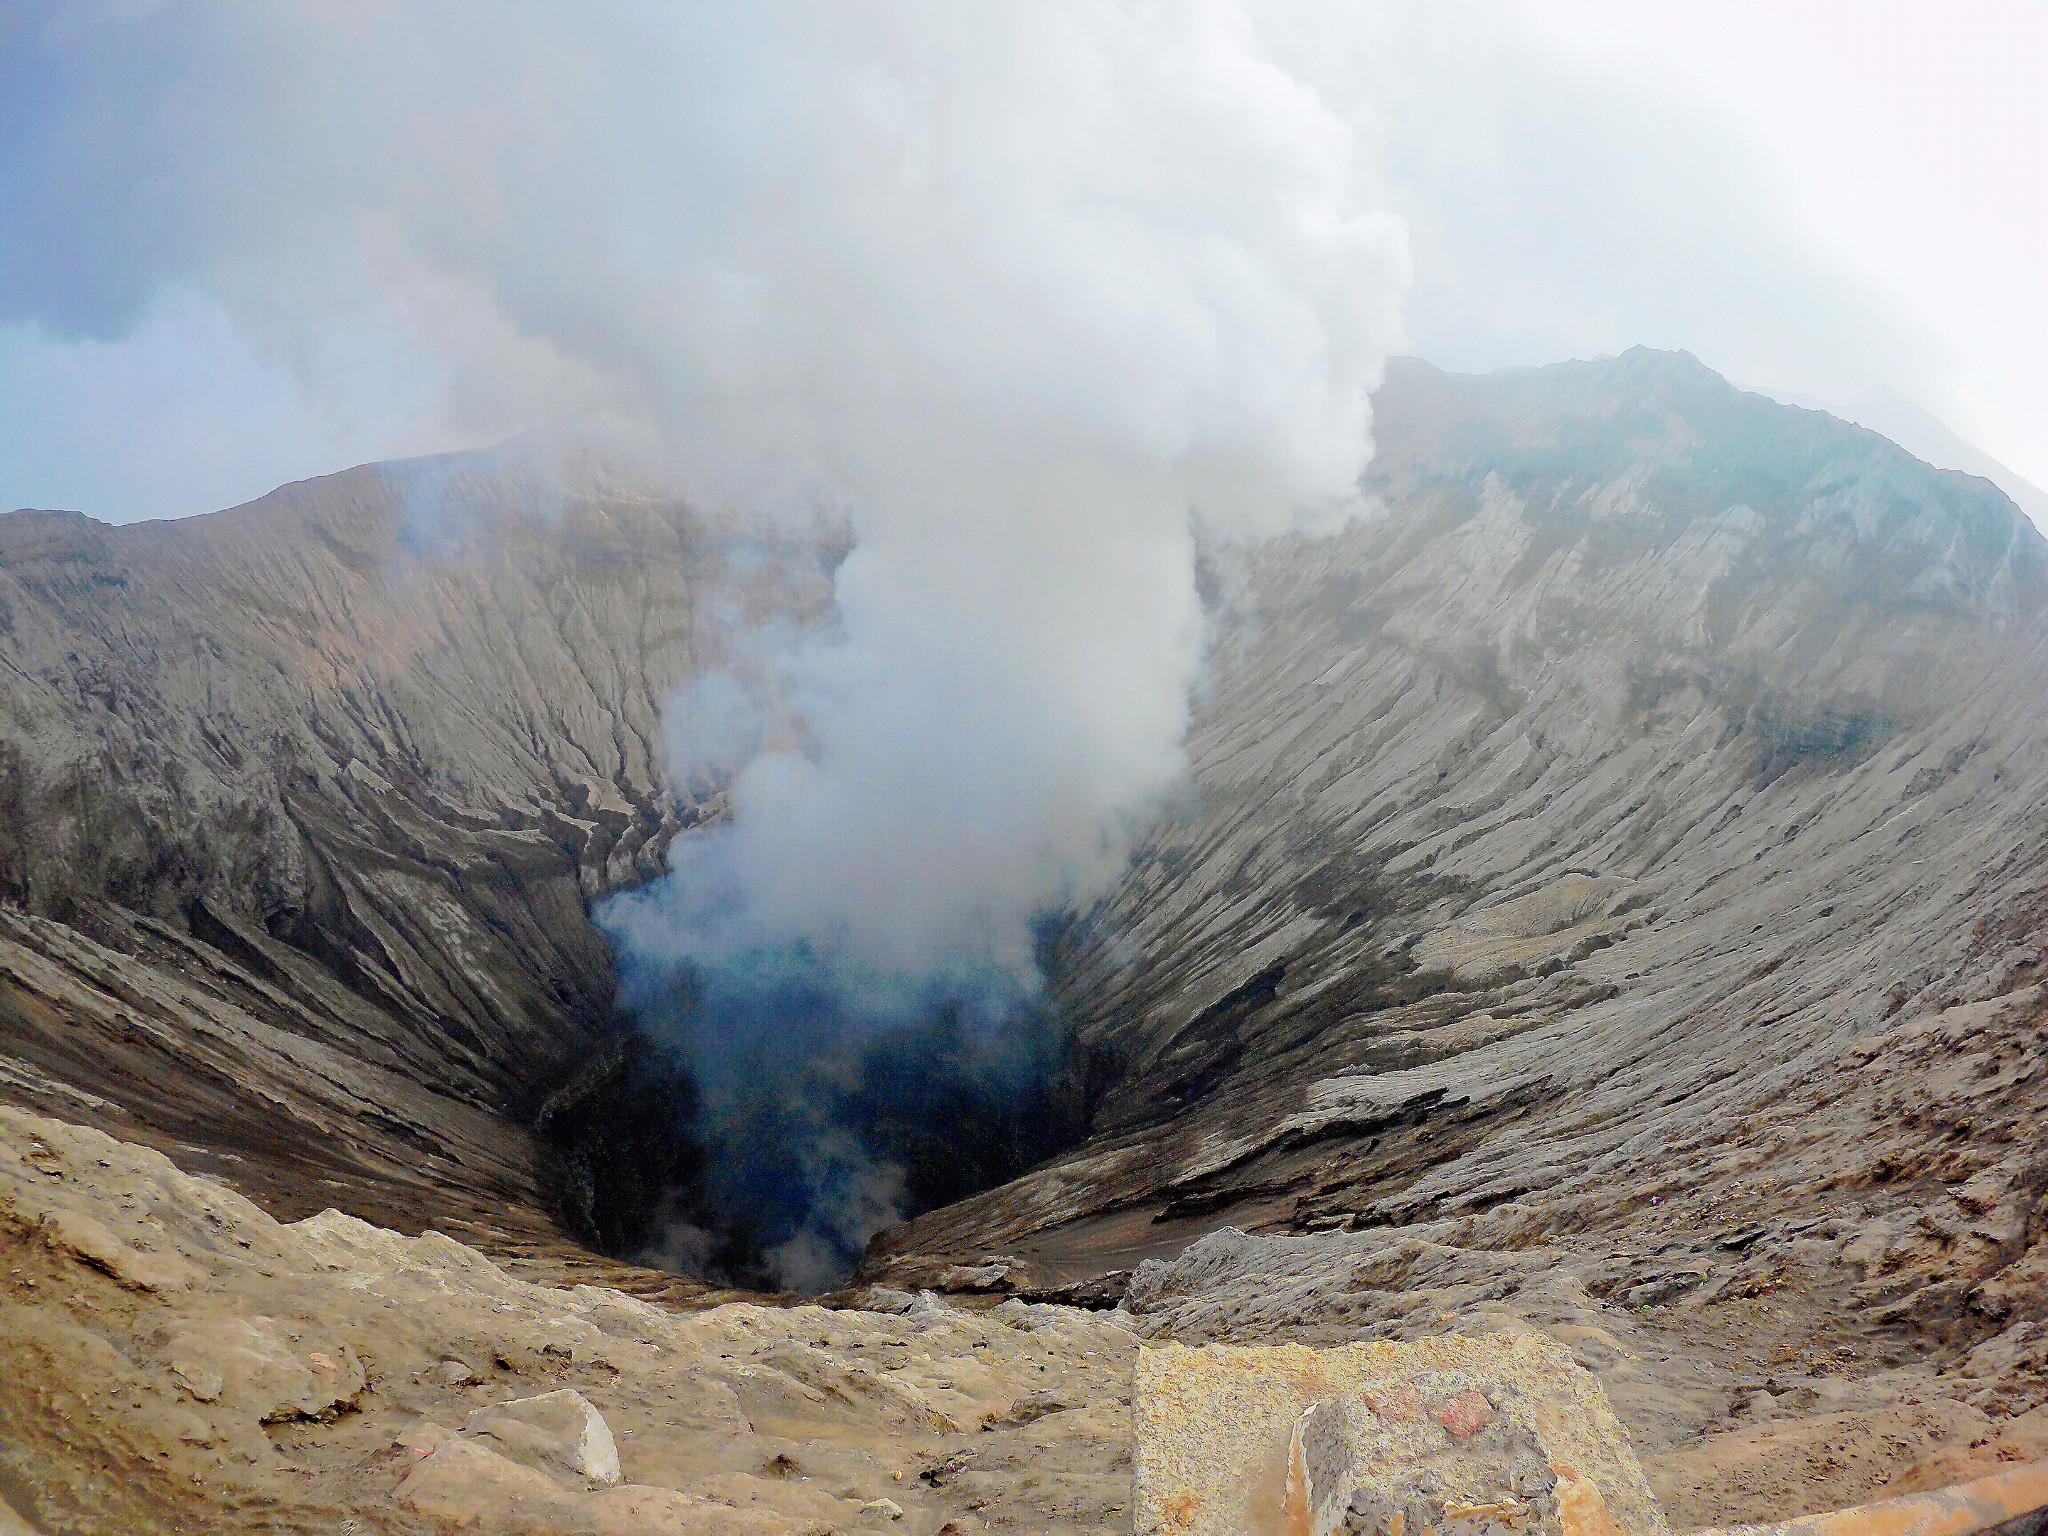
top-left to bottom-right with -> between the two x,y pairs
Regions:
1134,1334 -> 1670,1536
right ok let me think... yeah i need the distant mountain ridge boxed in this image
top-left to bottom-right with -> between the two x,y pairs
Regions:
1755,377 -> 2048,531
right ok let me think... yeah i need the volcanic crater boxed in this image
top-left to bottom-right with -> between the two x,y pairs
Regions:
3,351 -> 2047,1532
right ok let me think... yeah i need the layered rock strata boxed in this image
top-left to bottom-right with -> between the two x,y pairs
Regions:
871,354 -> 2048,1521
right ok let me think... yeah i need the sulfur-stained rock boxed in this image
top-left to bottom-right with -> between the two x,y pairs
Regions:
1436,1391 -> 1497,1442
169,1359 -> 223,1403
1284,1398 -> 1355,1536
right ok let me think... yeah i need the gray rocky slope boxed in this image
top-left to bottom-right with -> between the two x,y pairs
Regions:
3,350 -> 2047,1521
874,352 -> 2048,1515
0,446 -> 837,1274
881,349 -> 2048,1288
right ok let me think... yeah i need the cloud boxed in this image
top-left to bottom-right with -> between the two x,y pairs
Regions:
0,274 -> 470,520
9,2 -> 2027,522
1267,4 -> 1948,414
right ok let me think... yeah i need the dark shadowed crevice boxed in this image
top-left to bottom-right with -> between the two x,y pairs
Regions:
530,1032 -> 711,1262
529,989 -> 1094,1294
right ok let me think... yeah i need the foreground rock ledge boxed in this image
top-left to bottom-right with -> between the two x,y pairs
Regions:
0,1104 -> 1137,1533
1135,1336 -> 1668,1536
1135,1340 -> 2048,1536
5,1096 -> 2047,1535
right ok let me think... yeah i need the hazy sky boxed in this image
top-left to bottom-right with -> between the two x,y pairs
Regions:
1,1 -> 2042,523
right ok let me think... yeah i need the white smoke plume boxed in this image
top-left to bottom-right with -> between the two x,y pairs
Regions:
3,2 -> 1411,1280
575,5 -> 1412,979
8,0 -> 1409,961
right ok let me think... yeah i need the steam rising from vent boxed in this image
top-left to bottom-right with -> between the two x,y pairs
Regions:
2,1 -> 1409,1283
590,2 -> 1412,960
590,5 -> 1409,1285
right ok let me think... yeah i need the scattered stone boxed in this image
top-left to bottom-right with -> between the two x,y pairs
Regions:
1018,1271 -> 1133,1309
860,1496 -> 906,1521
167,1317 -> 365,1422
464,1389 -> 622,1485
935,1256 -> 1025,1292
395,1421 -> 457,1458
170,1361 -> 223,1404
919,1449 -> 977,1487
985,1389 -> 1070,1429
1622,1275 -> 1691,1309
851,1285 -> 920,1314
395,1435 -> 565,1523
